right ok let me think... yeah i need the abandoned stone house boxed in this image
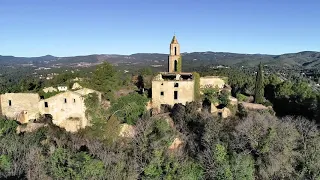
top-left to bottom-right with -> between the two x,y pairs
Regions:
151,36 -> 227,111
0,87 -> 101,132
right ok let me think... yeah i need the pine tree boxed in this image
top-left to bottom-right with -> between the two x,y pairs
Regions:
254,62 -> 264,104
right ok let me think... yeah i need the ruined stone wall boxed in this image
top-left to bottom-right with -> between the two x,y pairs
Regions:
0,88 -> 101,132
39,91 -> 86,132
200,76 -> 226,89
0,93 -> 40,123
72,82 -> 82,90
152,80 -> 194,110
75,88 -> 102,102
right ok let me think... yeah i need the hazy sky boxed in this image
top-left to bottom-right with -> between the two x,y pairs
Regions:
1,0 -> 320,57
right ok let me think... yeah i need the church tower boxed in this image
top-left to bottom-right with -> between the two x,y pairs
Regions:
168,35 -> 181,73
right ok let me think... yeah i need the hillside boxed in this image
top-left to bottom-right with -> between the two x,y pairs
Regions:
1,51 -> 320,70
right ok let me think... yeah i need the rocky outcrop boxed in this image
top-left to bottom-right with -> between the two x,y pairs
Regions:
57,119 -> 82,132
71,82 -> 82,90
168,137 -> 183,150
221,107 -> 231,118
229,96 -> 238,106
146,100 -> 153,111
240,102 -> 269,110
211,103 -> 218,114
119,124 -> 136,138
17,123 -> 47,134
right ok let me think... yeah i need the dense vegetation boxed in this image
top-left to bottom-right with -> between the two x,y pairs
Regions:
1,104 -> 320,179
1,61 -> 320,179
199,66 -> 320,123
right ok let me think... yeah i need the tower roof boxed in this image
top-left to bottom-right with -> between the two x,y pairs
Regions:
171,35 -> 179,44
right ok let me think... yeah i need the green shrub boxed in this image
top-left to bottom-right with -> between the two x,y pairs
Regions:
49,148 -> 105,180
231,153 -> 254,180
213,144 -> 233,180
179,161 -> 204,180
236,93 -> 248,102
83,92 -> 121,144
262,100 -> 273,107
0,118 -> 18,137
202,87 -> 219,104
0,155 -> 11,172
219,90 -> 231,106
109,92 -> 148,125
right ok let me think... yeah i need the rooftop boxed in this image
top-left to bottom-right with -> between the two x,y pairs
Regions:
171,35 -> 179,44
153,72 -> 194,81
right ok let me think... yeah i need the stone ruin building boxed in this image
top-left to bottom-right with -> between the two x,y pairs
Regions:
0,87 -> 101,132
151,35 -> 228,112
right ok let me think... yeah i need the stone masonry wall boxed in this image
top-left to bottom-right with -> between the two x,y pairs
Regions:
0,93 -> 40,123
0,88 -> 101,132
152,80 -> 194,110
39,91 -> 86,132
200,76 -> 225,89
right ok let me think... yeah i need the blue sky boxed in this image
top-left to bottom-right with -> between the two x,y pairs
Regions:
1,0 -> 320,57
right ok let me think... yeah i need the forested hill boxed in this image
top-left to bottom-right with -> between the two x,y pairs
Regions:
1,51 -> 320,69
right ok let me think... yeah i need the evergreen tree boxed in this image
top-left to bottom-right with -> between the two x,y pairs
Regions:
89,62 -> 119,100
254,62 -> 264,104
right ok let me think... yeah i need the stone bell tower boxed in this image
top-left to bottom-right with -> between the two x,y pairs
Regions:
168,35 -> 181,73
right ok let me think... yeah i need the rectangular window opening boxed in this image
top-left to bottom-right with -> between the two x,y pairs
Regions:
64,98 -> 67,103
174,91 -> 178,100
8,100 -> 11,106
160,91 -> 164,96
44,102 -> 48,108
73,99 -> 76,103
174,83 -> 179,87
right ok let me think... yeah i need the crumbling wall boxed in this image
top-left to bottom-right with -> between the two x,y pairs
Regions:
39,91 -> 86,132
0,88 -> 102,132
200,76 -> 226,89
0,93 -> 40,122
75,88 -> 102,102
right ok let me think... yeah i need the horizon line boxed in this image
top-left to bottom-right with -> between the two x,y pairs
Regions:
1,50 -> 319,58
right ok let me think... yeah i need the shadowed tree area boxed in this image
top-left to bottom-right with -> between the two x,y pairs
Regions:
2,105 -> 320,179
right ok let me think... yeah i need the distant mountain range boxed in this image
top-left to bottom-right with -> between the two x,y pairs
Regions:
1,51 -> 320,69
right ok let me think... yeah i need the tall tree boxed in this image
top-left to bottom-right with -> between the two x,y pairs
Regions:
254,62 -> 264,104
90,62 -> 119,99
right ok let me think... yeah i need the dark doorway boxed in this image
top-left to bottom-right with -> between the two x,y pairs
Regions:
174,91 -> 178,100
37,114 -> 53,124
202,98 -> 211,112
174,60 -> 178,72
